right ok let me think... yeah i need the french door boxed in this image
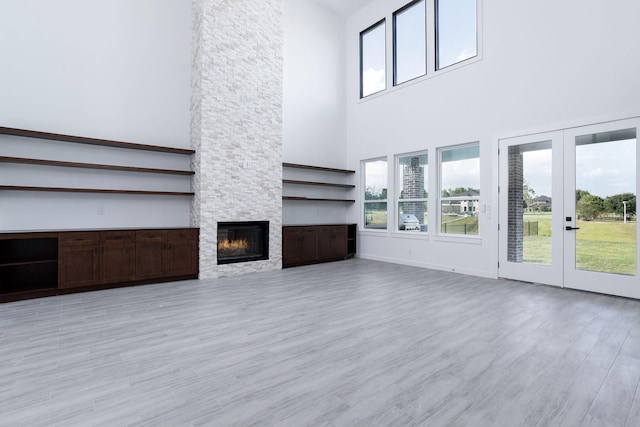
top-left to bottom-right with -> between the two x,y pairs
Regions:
499,118 -> 639,299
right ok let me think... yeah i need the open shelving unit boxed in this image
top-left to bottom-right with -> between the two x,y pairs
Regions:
0,232 -> 59,299
0,126 -> 194,196
282,162 -> 355,203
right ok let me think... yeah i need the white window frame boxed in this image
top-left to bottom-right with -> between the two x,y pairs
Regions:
435,0 -> 479,71
438,142 -> 480,238
393,0 -> 427,86
396,151 -> 428,233
357,0 -> 482,102
360,19 -> 387,99
362,157 -> 389,231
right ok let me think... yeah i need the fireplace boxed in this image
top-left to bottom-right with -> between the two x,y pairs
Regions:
217,221 -> 269,265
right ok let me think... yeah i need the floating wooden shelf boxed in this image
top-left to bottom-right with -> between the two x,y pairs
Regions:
283,196 -> 355,203
282,179 -> 355,189
0,156 -> 194,175
283,163 -> 355,174
282,163 -> 355,203
0,126 -> 194,155
0,186 -> 194,196
0,259 -> 58,267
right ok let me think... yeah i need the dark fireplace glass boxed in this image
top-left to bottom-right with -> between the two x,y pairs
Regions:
217,221 -> 269,265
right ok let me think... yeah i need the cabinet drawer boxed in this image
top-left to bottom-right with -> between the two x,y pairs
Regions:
59,232 -> 99,246
100,231 -> 135,245
167,229 -> 198,242
136,230 -> 167,243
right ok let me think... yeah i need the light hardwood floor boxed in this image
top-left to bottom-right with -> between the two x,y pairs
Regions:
2,258 -> 640,426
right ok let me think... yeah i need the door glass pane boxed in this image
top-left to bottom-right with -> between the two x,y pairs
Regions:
507,141 -> 552,264
575,128 -> 636,276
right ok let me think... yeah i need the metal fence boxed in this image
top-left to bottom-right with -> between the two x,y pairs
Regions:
441,222 -> 478,235
524,221 -> 539,236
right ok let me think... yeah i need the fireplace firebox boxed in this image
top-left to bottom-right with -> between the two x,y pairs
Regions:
217,221 -> 269,265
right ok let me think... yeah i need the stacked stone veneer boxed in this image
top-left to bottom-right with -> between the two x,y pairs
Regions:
507,149 -> 524,262
191,0 -> 283,278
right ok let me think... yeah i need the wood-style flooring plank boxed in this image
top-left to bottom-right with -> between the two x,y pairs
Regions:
1,258 -> 640,426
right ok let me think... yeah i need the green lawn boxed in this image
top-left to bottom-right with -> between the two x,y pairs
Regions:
575,220 -> 636,275
522,213 -> 636,275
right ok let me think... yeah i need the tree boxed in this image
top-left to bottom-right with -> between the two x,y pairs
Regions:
604,193 -> 636,218
575,189 -> 591,203
365,187 -> 387,200
576,194 -> 605,220
523,180 -> 536,209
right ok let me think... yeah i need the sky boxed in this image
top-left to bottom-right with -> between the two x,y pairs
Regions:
365,159 -> 387,194
576,138 -> 636,198
523,138 -> 636,199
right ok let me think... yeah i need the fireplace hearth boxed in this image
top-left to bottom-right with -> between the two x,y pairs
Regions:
217,221 -> 269,265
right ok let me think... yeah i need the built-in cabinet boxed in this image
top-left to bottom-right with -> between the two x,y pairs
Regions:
283,224 -> 356,268
58,230 -> 137,288
281,163 -> 357,268
1,228 -> 198,302
135,229 -> 199,280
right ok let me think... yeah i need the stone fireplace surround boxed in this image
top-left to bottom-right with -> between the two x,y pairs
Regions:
190,0 -> 284,278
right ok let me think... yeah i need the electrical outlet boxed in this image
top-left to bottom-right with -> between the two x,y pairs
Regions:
97,206 -> 105,215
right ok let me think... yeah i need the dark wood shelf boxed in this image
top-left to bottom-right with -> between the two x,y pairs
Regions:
0,186 -> 194,196
0,126 -> 194,155
282,179 -> 355,189
283,162 -> 355,174
0,288 -> 58,303
0,156 -> 194,175
0,259 -> 57,267
283,196 -> 355,203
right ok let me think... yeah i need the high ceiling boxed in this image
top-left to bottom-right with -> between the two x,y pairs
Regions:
314,0 -> 374,17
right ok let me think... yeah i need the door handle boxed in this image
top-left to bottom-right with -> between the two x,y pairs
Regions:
565,226 -> 580,231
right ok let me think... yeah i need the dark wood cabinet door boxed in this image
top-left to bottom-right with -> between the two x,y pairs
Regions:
283,228 -> 302,266
299,227 -> 318,263
135,230 -> 167,279
165,229 -> 198,277
317,226 -> 347,261
100,231 -> 136,284
283,227 -> 317,267
58,232 -> 100,289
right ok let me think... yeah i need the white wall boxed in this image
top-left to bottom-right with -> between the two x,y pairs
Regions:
0,0 -> 192,231
346,0 -> 640,277
282,0 -> 353,225
283,0 -> 346,168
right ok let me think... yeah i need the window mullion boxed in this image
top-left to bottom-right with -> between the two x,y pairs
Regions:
426,0 -> 437,74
